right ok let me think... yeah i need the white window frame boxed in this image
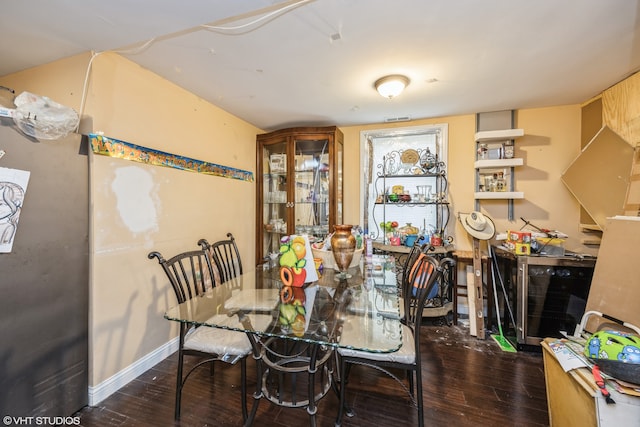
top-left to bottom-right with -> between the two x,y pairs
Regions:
359,123 -> 449,236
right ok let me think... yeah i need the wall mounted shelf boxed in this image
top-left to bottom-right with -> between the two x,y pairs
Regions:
474,158 -> 524,168
474,128 -> 524,142
474,191 -> 524,199
474,111 -> 524,220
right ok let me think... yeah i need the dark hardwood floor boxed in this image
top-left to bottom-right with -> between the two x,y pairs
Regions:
75,324 -> 549,427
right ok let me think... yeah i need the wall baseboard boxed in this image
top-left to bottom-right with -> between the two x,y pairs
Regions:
88,337 -> 178,406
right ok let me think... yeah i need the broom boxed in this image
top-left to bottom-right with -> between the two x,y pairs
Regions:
488,244 -> 517,352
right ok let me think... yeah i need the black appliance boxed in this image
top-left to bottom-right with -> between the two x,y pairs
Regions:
0,125 -> 89,416
490,245 -> 596,351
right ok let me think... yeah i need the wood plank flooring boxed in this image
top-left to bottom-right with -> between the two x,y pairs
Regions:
75,324 -> 549,426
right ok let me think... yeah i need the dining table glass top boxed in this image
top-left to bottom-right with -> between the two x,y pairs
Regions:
164,254 -> 403,353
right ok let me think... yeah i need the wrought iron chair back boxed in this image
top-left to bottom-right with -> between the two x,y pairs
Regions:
148,248 -> 250,421
198,232 -> 243,284
149,249 -> 212,303
400,242 -> 428,285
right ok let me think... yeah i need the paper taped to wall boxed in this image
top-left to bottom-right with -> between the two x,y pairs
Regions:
0,167 -> 31,253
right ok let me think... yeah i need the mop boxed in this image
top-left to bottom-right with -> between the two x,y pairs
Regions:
488,244 -> 517,352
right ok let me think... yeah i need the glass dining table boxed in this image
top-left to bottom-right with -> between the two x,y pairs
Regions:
164,254 -> 402,426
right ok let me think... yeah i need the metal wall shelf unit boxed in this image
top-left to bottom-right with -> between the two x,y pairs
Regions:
372,149 -> 449,242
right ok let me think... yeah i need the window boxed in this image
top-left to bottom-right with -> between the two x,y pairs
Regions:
359,124 -> 449,242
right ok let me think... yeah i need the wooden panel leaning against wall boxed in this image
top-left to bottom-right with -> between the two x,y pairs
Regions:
602,70 -> 640,219
603,70 -> 640,148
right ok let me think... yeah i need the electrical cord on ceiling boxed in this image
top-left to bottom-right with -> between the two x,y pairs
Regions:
75,36 -> 161,133
200,0 -> 314,32
74,1 -> 315,132
75,51 -> 101,133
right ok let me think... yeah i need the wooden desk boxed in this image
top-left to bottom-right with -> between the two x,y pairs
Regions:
541,338 -> 640,426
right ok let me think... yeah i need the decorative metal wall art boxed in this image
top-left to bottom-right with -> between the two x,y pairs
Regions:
379,148 -> 442,176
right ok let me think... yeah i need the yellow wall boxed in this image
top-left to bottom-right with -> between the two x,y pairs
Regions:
0,51 -> 596,393
340,106 -> 591,255
1,52 -> 262,387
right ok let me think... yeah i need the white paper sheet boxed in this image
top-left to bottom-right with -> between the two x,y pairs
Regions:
0,167 -> 30,253
547,339 -> 589,372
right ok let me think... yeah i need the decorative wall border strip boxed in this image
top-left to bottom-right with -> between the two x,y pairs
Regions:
88,133 -> 254,182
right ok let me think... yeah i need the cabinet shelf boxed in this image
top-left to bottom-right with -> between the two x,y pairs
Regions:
263,201 -> 328,205
264,229 -> 287,235
295,169 -> 329,173
293,201 -> 328,205
378,173 -> 443,179
474,158 -> 523,168
474,191 -> 524,200
375,201 -> 449,206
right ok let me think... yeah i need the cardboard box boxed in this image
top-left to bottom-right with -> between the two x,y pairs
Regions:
508,230 -> 531,243
505,230 -> 531,255
511,243 -> 531,255
585,216 -> 640,331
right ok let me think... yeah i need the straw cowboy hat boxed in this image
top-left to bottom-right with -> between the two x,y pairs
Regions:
459,211 -> 496,240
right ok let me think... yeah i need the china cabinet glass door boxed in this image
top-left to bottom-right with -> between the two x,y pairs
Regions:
257,127 -> 343,265
336,139 -> 344,225
261,138 -> 288,258
293,136 -> 331,237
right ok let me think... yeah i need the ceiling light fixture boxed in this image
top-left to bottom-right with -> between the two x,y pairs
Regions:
374,74 -> 410,99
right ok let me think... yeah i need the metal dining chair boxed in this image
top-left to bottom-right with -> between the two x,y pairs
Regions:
397,242 -> 432,319
400,242 -> 431,289
148,248 -> 252,421
336,254 -> 454,427
198,232 -> 243,284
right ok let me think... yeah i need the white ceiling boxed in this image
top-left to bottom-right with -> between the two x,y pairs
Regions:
2,0 -> 640,131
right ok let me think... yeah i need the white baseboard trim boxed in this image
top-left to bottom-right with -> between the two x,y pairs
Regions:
88,337 -> 178,406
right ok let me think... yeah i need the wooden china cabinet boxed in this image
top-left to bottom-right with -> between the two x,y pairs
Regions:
256,126 -> 344,265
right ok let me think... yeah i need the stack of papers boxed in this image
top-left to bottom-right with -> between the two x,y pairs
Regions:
547,339 -> 589,372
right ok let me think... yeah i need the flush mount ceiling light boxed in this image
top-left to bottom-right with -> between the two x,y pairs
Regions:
374,74 -> 410,99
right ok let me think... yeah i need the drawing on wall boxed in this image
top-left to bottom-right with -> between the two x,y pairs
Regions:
0,167 -> 30,253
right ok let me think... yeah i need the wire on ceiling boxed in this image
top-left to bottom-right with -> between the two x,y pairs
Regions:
75,0 -> 316,131
201,0 -> 314,32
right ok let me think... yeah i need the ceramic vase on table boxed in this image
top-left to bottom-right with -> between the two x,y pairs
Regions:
331,224 -> 356,280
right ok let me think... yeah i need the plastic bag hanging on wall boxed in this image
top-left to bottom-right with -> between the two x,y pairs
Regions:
3,91 -> 79,140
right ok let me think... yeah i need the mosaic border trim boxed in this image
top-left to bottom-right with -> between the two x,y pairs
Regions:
88,133 -> 254,182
